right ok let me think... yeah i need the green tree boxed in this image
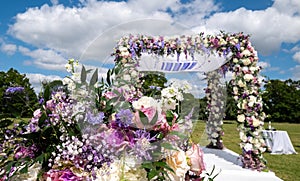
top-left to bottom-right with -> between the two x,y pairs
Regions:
140,71 -> 167,97
0,68 -> 38,118
262,79 -> 300,123
224,81 -> 238,120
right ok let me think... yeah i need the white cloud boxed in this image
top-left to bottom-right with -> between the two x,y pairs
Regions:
25,73 -> 62,93
292,51 -> 300,63
5,0 -> 300,82
192,0 -> 300,55
290,65 -> 300,80
258,61 -> 271,69
18,46 -> 67,71
1,43 -> 17,55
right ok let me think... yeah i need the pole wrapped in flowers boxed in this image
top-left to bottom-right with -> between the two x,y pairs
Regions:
205,69 -> 226,149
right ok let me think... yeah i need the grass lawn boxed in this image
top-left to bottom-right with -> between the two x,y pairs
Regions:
191,120 -> 300,181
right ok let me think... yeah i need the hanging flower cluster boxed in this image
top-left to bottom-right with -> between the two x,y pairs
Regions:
205,70 -> 226,149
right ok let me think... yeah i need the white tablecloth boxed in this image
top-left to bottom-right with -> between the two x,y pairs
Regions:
262,130 -> 297,154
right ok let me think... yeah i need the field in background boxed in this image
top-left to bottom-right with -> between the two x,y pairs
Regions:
192,121 -> 300,181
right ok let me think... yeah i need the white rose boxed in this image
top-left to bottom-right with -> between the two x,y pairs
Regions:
244,143 -> 253,152
166,149 -> 190,180
132,96 -> 158,110
233,86 -> 238,95
237,114 -> 245,123
252,116 -> 260,127
244,74 -> 254,82
242,58 -> 251,65
241,49 -> 251,57
238,80 -> 246,87
249,66 -> 257,73
232,58 -> 239,63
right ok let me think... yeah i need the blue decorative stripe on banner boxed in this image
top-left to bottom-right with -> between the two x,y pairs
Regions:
165,62 -> 173,71
173,63 -> 182,71
181,62 -> 190,70
188,62 -> 197,69
161,62 -> 165,70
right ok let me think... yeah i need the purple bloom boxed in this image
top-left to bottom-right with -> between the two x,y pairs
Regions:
115,109 -> 133,127
86,111 -> 105,125
5,86 -> 24,94
235,43 -> 241,50
59,169 -> 82,181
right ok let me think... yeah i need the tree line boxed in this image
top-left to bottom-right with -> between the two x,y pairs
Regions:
0,69 -> 299,123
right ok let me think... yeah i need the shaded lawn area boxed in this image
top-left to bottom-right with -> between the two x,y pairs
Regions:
191,121 -> 300,181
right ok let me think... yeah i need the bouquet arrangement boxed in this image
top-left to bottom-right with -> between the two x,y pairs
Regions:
0,58 -> 209,181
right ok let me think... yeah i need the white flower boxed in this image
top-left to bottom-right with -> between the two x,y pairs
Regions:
240,132 -> 247,142
166,149 -> 190,180
233,86 -> 238,95
244,74 -> 254,82
65,63 -> 72,72
132,96 -> 158,110
161,98 -> 177,110
211,132 -> 219,138
244,143 -> 253,152
237,114 -> 245,123
123,74 -> 131,81
249,66 -> 257,73
242,58 -> 251,66
161,87 -> 179,98
252,116 -> 260,127
241,49 -> 252,57
238,80 -> 246,87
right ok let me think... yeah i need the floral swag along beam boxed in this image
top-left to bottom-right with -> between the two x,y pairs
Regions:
0,31 -> 267,181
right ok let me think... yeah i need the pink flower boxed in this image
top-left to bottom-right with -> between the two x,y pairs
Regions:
141,106 -> 156,121
186,144 -> 206,176
104,91 -> 117,99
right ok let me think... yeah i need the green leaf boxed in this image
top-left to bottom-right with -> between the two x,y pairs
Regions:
139,111 -> 149,126
19,164 -> 28,174
106,69 -> 111,86
35,153 -> 44,163
90,68 -> 98,87
150,111 -> 158,125
148,170 -> 159,180
43,84 -> 51,101
81,65 -> 87,84
142,162 -> 155,169
161,142 -> 177,151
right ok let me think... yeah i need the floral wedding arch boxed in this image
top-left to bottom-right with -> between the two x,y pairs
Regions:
1,31 -> 268,181
111,31 -> 267,170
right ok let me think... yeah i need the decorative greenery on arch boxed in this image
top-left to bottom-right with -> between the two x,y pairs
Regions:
111,31 -> 268,171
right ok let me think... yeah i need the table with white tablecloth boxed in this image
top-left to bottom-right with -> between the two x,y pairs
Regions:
262,130 -> 297,154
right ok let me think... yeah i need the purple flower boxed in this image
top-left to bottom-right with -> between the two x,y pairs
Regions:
59,169 -> 82,181
5,86 -> 24,94
86,111 -> 105,125
115,109 -> 133,127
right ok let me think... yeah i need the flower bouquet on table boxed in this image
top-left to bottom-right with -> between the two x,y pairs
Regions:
0,59 -> 213,181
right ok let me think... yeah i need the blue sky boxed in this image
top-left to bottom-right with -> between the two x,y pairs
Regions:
0,0 -> 300,93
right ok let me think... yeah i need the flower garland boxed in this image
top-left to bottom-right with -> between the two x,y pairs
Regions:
205,70 -> 226,149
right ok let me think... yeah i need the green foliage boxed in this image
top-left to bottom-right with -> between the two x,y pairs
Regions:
0,68 -> 38,118
140,72 -> 167,96
262,79 -> 300,123
224,81 -> 238,120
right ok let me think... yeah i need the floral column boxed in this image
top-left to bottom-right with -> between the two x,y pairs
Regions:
205,69 -> 226,149
230,35 -> 268,170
